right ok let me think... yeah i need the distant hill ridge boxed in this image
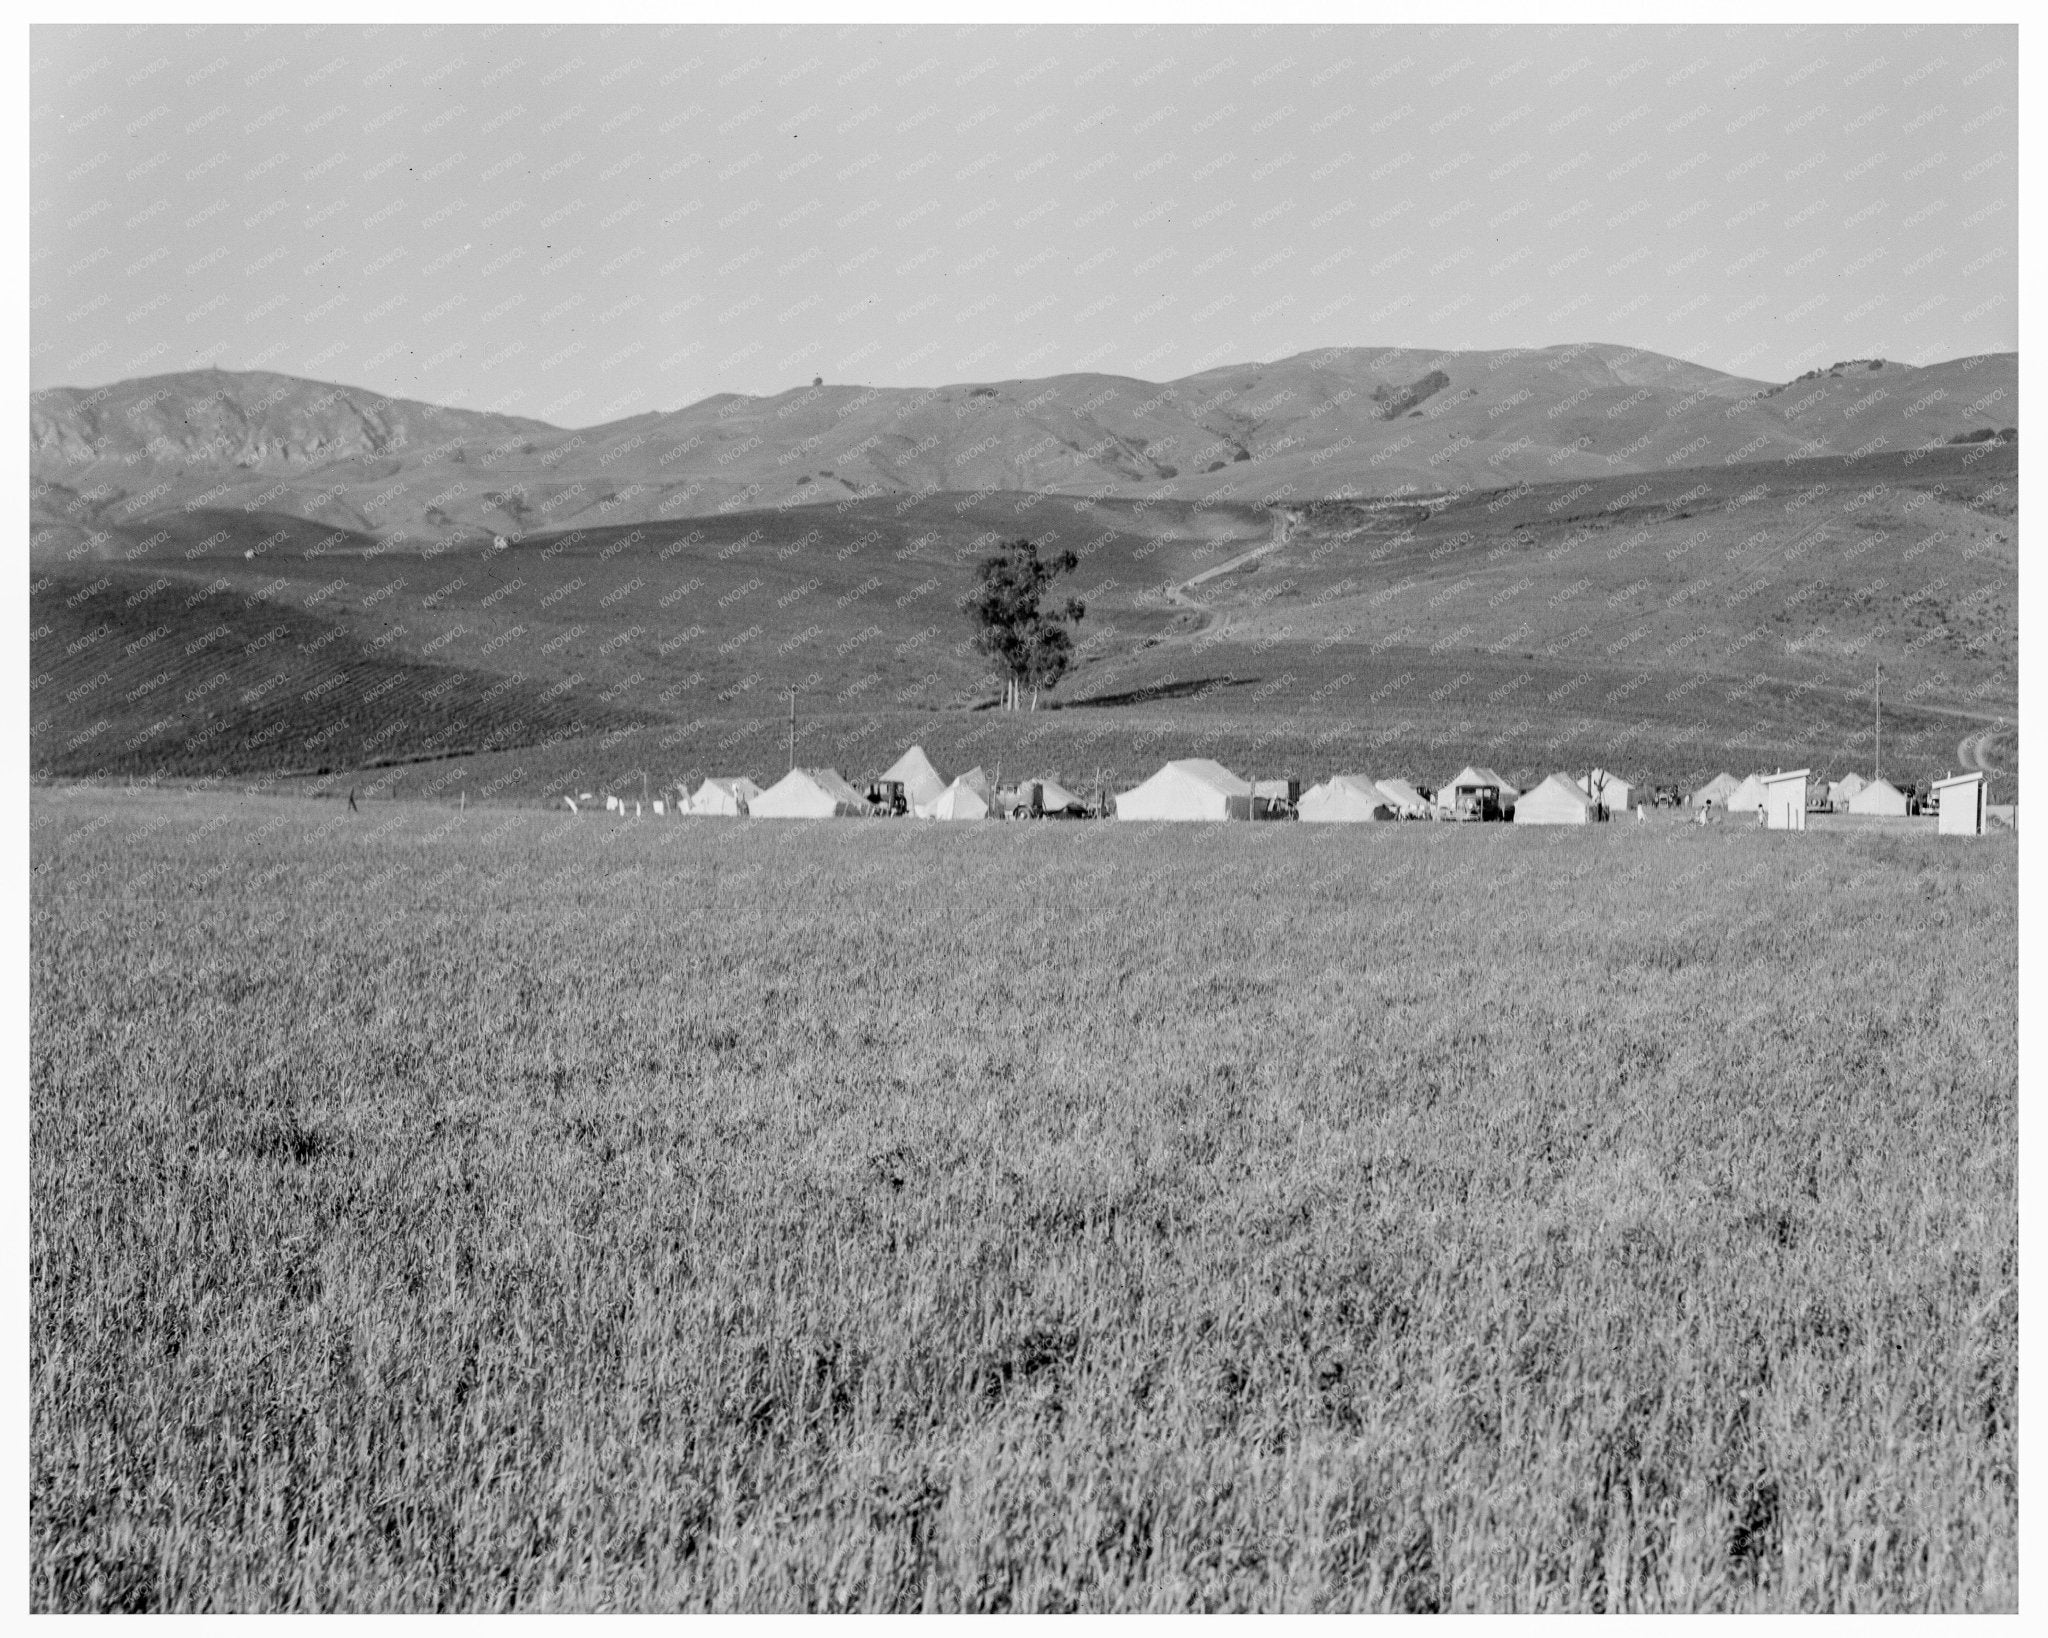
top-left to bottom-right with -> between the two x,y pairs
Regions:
31,344 -> 2016,560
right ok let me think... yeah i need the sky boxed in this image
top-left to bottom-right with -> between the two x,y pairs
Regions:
30,21 -> 2019,428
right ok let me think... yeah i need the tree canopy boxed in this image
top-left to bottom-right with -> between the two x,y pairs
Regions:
964,537 -> 1086,710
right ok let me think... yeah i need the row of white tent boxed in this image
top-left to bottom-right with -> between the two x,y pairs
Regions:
1691,768 -> 1914,816
571,750 -> 1934,826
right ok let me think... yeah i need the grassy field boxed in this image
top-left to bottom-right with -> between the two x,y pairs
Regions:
30,787 -> 2016,1611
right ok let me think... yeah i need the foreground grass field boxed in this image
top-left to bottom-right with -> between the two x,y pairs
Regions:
30,789 -> 2016,1610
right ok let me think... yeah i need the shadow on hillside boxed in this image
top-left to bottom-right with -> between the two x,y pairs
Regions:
1062,675 -> 1258,709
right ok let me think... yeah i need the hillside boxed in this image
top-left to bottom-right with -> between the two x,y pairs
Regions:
31,348 -> 2018,553
29,568 -> 651,781
28,444 -> 2017,805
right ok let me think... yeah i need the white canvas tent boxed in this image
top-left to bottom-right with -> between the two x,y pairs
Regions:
1114,759 -> 1252,821
748,767 -> 868,818
1828,771 -> 1869,810
688,776 -> 762,816
1723,774 -> 1769,815
1032,777 -> 1087,815
1374,777 -> 1433,817
956,765 -> 993,804
1297,775 -> 1397,822
1435,766 -> 1518,817
1847,776 -> 1910,816
883,745 -> 949,815
924,777 -> 989,821
1513,772 -> 1598,825
1692,772 -> 1740,809
1575,769 -> 1633,815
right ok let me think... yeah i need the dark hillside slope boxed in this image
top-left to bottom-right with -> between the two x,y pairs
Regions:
30,569 -> 650,781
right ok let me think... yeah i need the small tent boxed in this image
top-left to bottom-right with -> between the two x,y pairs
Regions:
1847,776 -> 1910,816
1513,772 -> 1598,825
1828,771 -> 1869,810
1298,775 -> 1397,823
1114,759 -> 1252,822
1934,770 -> 1986,836
1374,777 -> 1433,817
688,776 -> 762,816
1032,777 -> 1088,815
748,767 -> 868,818
1691,772 -> 1739,809
884,745 -> 950,815
956,765 -> 993,804
925,777 -> 989,821
1575,769 -> 1633,815
1724,774 -> 1769,816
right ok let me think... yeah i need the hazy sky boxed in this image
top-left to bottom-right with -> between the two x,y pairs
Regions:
32,22 -> 2017,426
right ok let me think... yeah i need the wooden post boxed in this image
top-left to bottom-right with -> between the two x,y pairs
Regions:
788,687 -> 796,773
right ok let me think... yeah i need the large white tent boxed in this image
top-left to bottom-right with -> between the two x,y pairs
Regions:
749,767 -> 869,818
1723,774 -> 1769,815
1113,759 -> 1252,821
956,765 -> 993,804
1575,769 -> 1633,815
1374,777 -> 1433,817
1847,776 -> 1910,816
1691,772 -> 1740,809
924,777 -> 990,821
1298,775 -> 1397,822
1513,773 -> 1598,825
687,776 -> 762,816
883,745 -> 950,814
1828,771 -> 1869,810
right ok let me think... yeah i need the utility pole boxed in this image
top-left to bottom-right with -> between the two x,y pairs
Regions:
787,687 -> 796,773
1874,660 -> 1882,782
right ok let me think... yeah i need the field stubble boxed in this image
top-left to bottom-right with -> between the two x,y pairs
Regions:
30,790 -> 2016,1610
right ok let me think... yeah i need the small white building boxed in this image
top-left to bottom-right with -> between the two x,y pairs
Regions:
1513,772 -> 1598,826
1934,771 -> 1986,835
1760,768 -> 1810,831
1847,776 -> 1910,817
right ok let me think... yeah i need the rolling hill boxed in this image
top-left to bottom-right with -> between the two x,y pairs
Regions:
32,347 -> 2017,554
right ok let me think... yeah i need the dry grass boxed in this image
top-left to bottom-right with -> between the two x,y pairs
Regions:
30,789 -> 2016,1610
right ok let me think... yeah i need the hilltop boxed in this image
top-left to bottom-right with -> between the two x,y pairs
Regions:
31,346 -> 2018,555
